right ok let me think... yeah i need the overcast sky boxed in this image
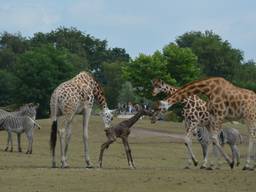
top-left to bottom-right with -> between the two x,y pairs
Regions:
0,0 -> 255,61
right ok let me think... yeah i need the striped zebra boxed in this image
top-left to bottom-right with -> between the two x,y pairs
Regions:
195,127 -> 242,169
0,103 -> 39,153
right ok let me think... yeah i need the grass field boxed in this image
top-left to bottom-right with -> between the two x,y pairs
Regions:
0,115 -> 255,192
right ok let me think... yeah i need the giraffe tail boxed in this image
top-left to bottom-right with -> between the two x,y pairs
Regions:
50,121 -> 58,151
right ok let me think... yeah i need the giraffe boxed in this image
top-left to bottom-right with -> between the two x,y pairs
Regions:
159,77 -> 256,170
50,71 -> 114,168
152,79 -> 215,168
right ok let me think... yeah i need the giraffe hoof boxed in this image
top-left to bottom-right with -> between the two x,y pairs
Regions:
52,162 -> 57,168
200,165 -> 206,169
242,166 -> 250,171
4,148 -> 8,152
129,166 -> 136,170
193,161 -> 198,167
61,164 -> 70,169
86,165 -> 94,169
230,161 -> 235,169
206,167 -> 214,170
184,166 -> 190,169
18,149 -> 22,152
236,162 -> 240,167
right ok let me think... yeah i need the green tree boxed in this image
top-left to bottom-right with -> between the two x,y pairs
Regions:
117,81 -> 139,104
102,61 -> 126,108
0,70 -> 18,106
176,30 -> 243,80
123,51 -> 175,99
14,45 -> 78,117
163,43 -> 201,86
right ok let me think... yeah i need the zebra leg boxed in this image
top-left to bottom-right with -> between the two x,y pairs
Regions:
232,145 -> 240,167
211,133 -> 234,169
213,144 -> 222,169
4,132 -> 11,151
5,132 -> 13,152
83,107 -> 93,168
17,133 -> 22,152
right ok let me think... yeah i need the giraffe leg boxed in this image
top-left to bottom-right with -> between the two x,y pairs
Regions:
184,133 -> 198,167
200,142 -> 209,169
64,122 -> 72,163
126,139 -> 136,169
58,127 -> 68,168
98,140 -> 114,168
122,137 -> 135,169
83,107 -> 93,168
243,135 -> 254,170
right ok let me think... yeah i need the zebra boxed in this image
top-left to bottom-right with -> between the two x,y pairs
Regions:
0,103 -> 39,153
195,127 -> 242,169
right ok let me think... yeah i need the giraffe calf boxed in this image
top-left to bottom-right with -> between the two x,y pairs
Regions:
98,108 -> 154,169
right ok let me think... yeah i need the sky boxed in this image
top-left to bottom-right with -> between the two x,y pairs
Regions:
0,0 -> 255,61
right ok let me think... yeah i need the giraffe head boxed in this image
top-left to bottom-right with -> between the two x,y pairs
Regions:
101,108 -> 114,129
152,79 -> 164,96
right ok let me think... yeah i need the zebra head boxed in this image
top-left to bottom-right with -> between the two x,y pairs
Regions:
19,103 -> 39,119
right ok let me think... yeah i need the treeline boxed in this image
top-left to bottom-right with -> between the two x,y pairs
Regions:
0,27 -> 256,118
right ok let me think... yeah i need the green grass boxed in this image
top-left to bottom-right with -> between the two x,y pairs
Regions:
0,115 -> 255,192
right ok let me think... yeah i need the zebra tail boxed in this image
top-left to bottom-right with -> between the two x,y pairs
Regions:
50,121 -> 58,151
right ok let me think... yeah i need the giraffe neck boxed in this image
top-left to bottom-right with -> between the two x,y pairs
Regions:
93,81 -> 108,110
124,110 -> 145,128
165,78 -> 215,104
160,82 -> 178,95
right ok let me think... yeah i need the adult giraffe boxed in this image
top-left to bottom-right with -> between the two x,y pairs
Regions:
159,77 -> 256,170
50,71 -> 113,168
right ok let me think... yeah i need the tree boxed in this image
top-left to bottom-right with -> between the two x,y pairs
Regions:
117,81 -> 139,104
123,51 -> 175,99
176,30 -> 243,80
13,45 -> 78,117
102,61 -> 126,108
163,43 -> 201,86
0,70 -> 18,106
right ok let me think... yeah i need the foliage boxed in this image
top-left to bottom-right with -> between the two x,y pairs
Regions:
102,61 -> 126,108
123,51 -> 176,99
0,69 -> 18,106
117,81 -> 139,104
176,30 -> 243,81
0,27 -> 129,117
163,43 -> 201,86
13,45 -> 78,116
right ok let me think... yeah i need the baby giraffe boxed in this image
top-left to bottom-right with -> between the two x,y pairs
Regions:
98,108 -> 154,169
